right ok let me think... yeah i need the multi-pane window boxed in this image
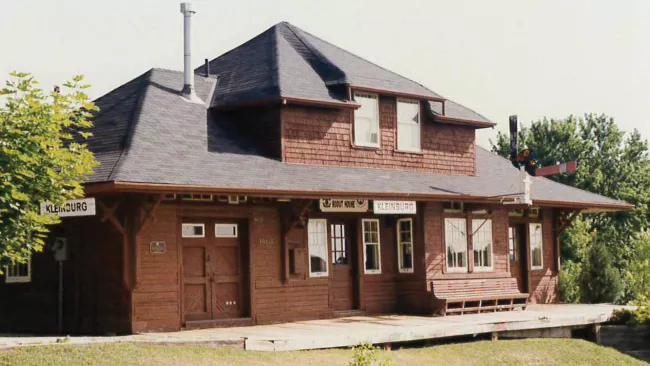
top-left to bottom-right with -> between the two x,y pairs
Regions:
397,100 -> 421,151
353,93 -> 380,147
472,219 -> 493,271
508,226 -> 520,262
308,219 -> 329,277
5,258 -> 31,284
362,219 -> 381,274
445,218 -> 467,271
397,219 -> 414,273
529,223 -> 544,270
330,224 -> 348,265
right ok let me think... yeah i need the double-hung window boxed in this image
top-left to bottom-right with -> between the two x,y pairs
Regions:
397,99 -> 421,152
362,219 -> 381,274
5,258 -> 31,284
397,218 -> 414,273
353,92 -> 380,147
530,223 -> 544,270
472,219 -> 493,271
308,219 -> 329,277
444,218 -> 467,272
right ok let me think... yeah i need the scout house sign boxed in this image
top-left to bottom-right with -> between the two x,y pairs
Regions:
40,198 -> 96,218
319,199 -> 368,212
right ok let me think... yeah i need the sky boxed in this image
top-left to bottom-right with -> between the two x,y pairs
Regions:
2,0 -> 649,149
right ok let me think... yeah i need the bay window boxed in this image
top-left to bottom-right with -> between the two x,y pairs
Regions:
472,219 -> 493,271
397,218 -> 414,273
308,219 -> 329,277
362,219 -> 381,274
353,92 -> 380,147
530,223 -> 544,270
445,218 -> 467,271
397,99 -> 420,152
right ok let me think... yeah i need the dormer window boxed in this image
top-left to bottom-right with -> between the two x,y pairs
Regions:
397,99 -> 420,152
353,92 -> 380,148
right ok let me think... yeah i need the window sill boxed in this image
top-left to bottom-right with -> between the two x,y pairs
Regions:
394,149 -> 423,155
352,143 -> 381,151
364,270 -> 382,275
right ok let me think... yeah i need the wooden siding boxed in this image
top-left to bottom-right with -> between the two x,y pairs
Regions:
281,98 -> 476,175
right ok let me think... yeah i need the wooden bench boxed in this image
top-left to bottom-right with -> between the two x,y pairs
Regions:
430,277 -> 529,316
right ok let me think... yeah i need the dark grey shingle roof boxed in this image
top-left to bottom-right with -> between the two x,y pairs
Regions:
87,68 -> 630,210
194,22 -> 491,124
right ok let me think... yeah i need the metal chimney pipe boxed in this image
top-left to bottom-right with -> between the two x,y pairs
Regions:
180,2 -> 196,97
204,58 -> 210,77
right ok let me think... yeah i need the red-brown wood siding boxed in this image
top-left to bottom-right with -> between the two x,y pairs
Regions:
280,98 -> 476,175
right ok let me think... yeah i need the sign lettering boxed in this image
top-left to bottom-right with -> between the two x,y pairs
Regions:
373,200 -> 417,215
40,198 -> 96,218
319,199 -> 368,213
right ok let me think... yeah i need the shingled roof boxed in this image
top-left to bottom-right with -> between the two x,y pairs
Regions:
86,67 -> 631,211
193,22 -> 494,127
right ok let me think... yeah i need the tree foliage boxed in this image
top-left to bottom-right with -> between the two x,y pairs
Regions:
579,240 -> 623,303
491,114 -> 650,302
0,72 -> 98,269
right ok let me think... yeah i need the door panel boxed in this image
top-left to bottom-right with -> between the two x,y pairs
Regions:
182,242 -> 211,321
211,226 -> 244,319
509,224 -> 528,293
330,222 -> 357,311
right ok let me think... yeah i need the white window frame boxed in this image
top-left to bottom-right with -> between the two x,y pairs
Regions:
397,218 -> 414,273
444,218 -> 468,273
308,219 -> 329,277
362,218 -> 382,274
472,219 -> 493,272
5,258 -> 31,284
215,223 -> 238,238
396,99 -> 421,152
181,223 -> 205,238
529,223 -> 544,270
353,92 -> 380,148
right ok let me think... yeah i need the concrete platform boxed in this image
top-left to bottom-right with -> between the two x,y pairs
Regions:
0,304 -> 621,352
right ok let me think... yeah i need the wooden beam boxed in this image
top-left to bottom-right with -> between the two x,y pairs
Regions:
137,194 -> 165,235
557,211 -> 581,236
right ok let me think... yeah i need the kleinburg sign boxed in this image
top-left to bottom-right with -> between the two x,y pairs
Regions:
40,198 -> 96,218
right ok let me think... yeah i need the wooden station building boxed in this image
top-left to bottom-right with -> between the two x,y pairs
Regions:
0,21 -> 631,335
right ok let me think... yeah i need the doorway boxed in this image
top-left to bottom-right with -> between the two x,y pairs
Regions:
329,221 -> 359,311
508,224 -> 528,293
181,219 -> 249,323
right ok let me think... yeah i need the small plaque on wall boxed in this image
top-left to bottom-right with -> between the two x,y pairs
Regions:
150,241 -> 166,254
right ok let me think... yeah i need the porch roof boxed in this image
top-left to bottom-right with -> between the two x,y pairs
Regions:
85,68 -> 631,212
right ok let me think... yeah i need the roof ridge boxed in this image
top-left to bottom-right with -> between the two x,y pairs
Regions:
282,22 -> 441,97
280,22 -> 348,85
108,69 -> 154,180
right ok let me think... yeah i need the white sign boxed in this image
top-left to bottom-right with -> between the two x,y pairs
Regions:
373,200 -> 417,215
319,199 -> 368,212
40,198 -> 96,218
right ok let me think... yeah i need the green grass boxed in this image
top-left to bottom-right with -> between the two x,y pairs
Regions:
0,339 -> 646,366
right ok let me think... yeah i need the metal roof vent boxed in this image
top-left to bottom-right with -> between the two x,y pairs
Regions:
180,2 -> 202,103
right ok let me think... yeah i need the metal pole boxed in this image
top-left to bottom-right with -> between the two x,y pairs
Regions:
58,261 -> 63,334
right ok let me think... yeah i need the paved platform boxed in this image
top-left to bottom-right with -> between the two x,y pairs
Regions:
0,304 -> 621,352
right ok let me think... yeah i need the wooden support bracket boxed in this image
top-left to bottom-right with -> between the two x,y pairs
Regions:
557,210 -> 581,236
137,194 -> 165,235
97,199 -> 126,237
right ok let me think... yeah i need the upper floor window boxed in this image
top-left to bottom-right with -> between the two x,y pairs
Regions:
397,99 -> 420,152
353,92 -> 380,148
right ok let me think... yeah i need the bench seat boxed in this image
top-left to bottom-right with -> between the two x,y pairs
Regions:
430,277 -> 529,316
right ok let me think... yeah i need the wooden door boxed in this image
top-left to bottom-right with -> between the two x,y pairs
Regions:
330,222 -> 357,311
211,222 -> 244,319
182,222 -> 212,321
509,224 -> 528,292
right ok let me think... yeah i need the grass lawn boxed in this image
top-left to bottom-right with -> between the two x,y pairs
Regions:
0,338 -> 646,366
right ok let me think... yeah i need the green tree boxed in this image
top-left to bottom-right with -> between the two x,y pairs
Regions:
579,240 -> 623,303
491,114 -> 650,302
0,72 -> 98,270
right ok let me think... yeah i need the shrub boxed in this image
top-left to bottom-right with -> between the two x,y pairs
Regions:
349,342 -> 393,366
629,232 -> 650,303
558,260 -> 582,303
610,304 -> 650,325
579,241 -> 623,304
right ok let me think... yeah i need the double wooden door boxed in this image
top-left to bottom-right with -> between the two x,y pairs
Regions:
182,220 -> 246,322
330,221 -> 358,311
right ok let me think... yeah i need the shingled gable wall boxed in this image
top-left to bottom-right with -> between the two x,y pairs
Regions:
280,96 -> 477,175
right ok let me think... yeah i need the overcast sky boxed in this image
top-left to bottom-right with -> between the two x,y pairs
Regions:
2,0 -> 649,148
